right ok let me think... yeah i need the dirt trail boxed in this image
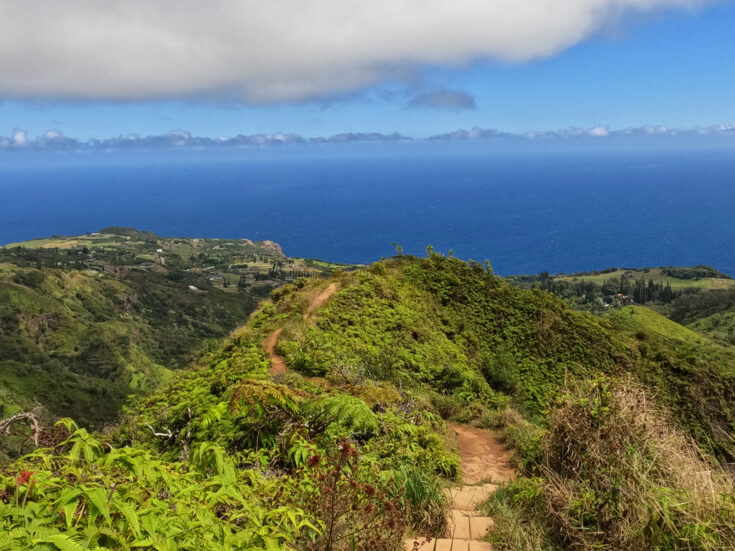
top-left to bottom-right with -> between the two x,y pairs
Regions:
264,283 -> 339,375
303,283 -> 338,320
405,424 -> 515,551
264,328 -> 287,375
450,424 -> 515,485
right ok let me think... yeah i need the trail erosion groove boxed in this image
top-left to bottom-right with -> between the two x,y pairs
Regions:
405,424 -> 515,551
264,282 -> 338,375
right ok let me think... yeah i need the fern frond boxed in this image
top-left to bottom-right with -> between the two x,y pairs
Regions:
303,394 -> 378,435
32,534 -> 87,551
82,486 -> 111,524
111,498 -> 141,538
228,380 -> 309,416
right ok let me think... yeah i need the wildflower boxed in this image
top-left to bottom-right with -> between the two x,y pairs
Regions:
16,470 -> 34,485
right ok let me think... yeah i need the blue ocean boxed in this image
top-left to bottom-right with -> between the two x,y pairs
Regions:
1,145 -> 734,276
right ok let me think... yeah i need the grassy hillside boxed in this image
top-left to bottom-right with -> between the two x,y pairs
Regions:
660,287 -> 735,346
0,264 -> 255,429
552,265 -> 734,290
0,228 -> 348,431
1,253 -> 733,550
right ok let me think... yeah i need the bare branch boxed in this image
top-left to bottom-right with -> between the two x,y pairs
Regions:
145,424 -> 174,439
0,411 -> 42,447
180,408 -> 193,461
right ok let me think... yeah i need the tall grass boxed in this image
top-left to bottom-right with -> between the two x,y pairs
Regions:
391,464 -> 448,535
485,377 -> 735,551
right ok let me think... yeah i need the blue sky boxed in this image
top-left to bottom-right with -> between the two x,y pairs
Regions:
1,1 -> 734,141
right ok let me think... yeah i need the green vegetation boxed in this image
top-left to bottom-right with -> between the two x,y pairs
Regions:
268,256 -> 735,460
549,265 -> 733,290
509,265 -> 734,314
0,229 -> 350,433
662,288 -> 735,346
1,329 -> 458,550
1,250 -> 734,550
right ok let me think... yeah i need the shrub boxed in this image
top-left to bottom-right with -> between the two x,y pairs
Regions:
288,440 -> 407,551
12,270 -> 45,289
540,377 -> 735,551
481,408 -> 545,473
487,377 -> 735,551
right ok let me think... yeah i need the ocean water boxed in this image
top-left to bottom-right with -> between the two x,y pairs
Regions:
1,146 -> 734,276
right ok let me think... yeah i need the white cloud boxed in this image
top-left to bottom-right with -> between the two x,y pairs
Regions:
588,126 -> 610,137
12,128 -> 28,146
0,0 -> 709,103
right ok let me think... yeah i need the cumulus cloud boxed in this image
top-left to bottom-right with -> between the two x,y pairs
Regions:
0,0 -> 709,103
409,90 -> 476,110
429,127 -> 512,141
0,129 -> 407,150
428,125 -> 735,142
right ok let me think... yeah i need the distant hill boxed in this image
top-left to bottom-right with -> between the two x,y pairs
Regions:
553,265 -> 732,287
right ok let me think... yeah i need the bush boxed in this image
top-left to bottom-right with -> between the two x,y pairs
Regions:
481,408 -> 545,473
288,440 -> 408,551
12,270 -> 45,288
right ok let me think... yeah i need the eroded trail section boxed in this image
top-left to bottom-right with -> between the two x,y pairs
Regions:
265,282 -> 339,375
405,424 -> 515,551
450,423 -> 515,485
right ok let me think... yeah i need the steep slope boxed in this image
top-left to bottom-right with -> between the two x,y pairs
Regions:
665,288 -> 735,345
270,256 -> 629,415
0,264 -> 256,428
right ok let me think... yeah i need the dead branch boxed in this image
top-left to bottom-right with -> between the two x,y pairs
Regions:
145,424 -> 174,439
0,411 -> 41,447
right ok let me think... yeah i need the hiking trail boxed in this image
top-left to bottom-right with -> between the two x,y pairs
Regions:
264,283 -> 338,375
405,423 -> 515,551
263,281 -> 515,549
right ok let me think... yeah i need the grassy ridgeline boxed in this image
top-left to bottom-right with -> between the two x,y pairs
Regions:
270,254 -> 735,461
